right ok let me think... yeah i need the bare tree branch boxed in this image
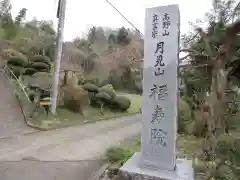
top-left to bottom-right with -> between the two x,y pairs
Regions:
180,48 -> 209,62
232,1 -> 240,23
180,48 -> 208,55
179,63 -> 209,69
197,28 -> 214,58
182,32 -> 200,46
180,48 -> 196,53
180,54 -> 191,61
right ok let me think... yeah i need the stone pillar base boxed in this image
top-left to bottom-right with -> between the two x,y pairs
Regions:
117,152 -> 194,180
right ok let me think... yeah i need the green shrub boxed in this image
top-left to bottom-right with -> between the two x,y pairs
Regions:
88,94 -> 100,107
178,98 -> 193,134
83,83 -> 99,93
99,80 -> 110,87
136,137 -> 141,146
179,98 -> 192,122
12,66 -> 25,77
99,84 -> 116,98
85,75 -> 99,85
208,135 -> 240,179
181,96 -> 196,117
41,68 -> 50,72
28,90 -> 36,102
89,92 -> 110,107
190,110 -> 209,137
216,135 -> 240,166
24,68 -> 37,76
30,62 -> 50,71
31,55 -> 51,65
112,96 -> 131,111
8,65 -> 14,71
134,80 -> 142,94
7,56 -> 27,67
78,76 -> 86,85
24,72 -> 52,89
95,92 -> 114,114
105,146 -> 134,164
101,84 -> 114,90
32,72 -> 51,77
96,92 -> 112,104
2,49 -> 27,61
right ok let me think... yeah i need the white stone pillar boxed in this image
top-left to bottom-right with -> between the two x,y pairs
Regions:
119,4 -> 194,180
140,4 -> 179,171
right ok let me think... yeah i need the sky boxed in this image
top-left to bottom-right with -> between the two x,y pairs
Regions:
10,0 -> 212,41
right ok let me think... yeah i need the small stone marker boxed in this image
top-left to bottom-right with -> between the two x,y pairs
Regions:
118,4 -> 194,180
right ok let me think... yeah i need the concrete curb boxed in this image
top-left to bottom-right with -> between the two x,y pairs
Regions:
89,163 -> 110,180
25,113 -> 141,131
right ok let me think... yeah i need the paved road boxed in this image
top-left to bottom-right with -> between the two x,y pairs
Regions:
0,114 -> 141,180
0,160 -> 104,180
0,72 -> 36,139
0,71 -> 141,179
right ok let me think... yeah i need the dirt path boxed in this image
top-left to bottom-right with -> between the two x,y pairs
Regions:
0,72 -> 36,139
0,114 -> 141,180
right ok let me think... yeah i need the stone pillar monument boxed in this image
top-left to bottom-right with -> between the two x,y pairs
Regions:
118,4 -> 194,180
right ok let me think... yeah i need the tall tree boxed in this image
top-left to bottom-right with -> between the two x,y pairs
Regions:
181,0 -> 240,160
14,8 -> 27,25
87,26 -> 96,44
116,27 -> 130,45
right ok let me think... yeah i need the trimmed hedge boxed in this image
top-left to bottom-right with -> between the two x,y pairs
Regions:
24,55 -> 52,74
30,62 -> 50,71
112,96 -> 131,111
84,76 -> 99,85
32,72 -> 51,77
28,90 -> 37,102
24,68 -> 37,76
7,56 -> 27,67
99,84 -> 116,98
12,66 -> 25,77
96,92 -> 112,104
82,82 -> 131,112
31,55 -> 51,65
83,83 -> 99,93
2,49 -> 27,61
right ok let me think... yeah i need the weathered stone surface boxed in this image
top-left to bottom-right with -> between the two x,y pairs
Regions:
141,4 -> 180,170
118,153 -> 194,180
118,4 -> 195,180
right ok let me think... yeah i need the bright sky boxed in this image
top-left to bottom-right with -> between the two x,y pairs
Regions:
10,0 -> 212,41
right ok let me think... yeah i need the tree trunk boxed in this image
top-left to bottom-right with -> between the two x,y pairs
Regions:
63,71 -> 68,85
205,62 -> 227,160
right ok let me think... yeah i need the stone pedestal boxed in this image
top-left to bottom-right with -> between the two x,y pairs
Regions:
118,153 -> 194,180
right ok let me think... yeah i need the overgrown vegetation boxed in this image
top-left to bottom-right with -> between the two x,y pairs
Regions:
179,0 -> 240,179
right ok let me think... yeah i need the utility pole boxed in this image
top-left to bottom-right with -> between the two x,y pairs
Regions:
51,0 -> 67,114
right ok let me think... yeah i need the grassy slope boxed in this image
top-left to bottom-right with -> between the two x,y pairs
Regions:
27,93 -> 142,130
